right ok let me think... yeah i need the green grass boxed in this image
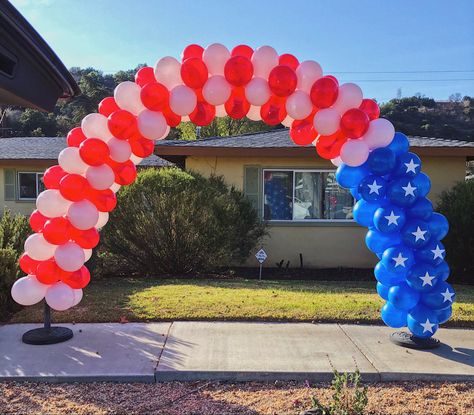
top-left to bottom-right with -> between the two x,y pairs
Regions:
6,278 -> 474,327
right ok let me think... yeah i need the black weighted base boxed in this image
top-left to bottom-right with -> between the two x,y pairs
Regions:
22,327 -> 73,345
390,331 -> 440,349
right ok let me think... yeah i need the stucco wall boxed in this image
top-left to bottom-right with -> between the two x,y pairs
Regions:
186,154 -> 466,268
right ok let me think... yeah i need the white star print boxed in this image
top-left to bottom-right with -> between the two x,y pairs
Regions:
367,180 -> 383,195
392,252 -> 408,267
404,159 -> 420,174
411,226 -> 428,242
420,318 -> 436,333
419,272 -> 435,286
402,182 -> 417,197
441,288 -> 455,303
431,245 -> 445,260
384,211 -> 400,226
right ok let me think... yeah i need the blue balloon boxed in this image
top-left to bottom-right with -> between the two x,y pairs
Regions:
374,261 -> 407,285
428,213 -> 449,240
407,305 -> 439,338
350,186 -> 361,200
415,240 -> 446,266
421,281 -> 455,310
406,197 -> 433,220
401,219 -> 432,249
335,163 -> 370,189
381,302 -> 408,328
367,148 -> 397,176
387,132 -> 410,155
366,229 -> 401,254
358,175 -> 387,202
395,152 -> 421,177
412,173 -> 431,197
387,177 -> 419,207
373,205 -> 406,233
382,245 -> 415,273
434,261 -> 450,281
388,282 -> 420,311
353,200 -> 379,226
406,262 -> 438,292
377,282 -> 390,300
435,307 -> 452,324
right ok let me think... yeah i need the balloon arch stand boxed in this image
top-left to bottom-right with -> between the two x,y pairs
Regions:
13,44 -> 454,349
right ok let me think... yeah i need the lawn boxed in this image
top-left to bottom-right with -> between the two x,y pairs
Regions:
6,278 -> 474,327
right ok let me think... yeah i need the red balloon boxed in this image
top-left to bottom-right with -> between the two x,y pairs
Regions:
43,165 -> 67,189
279,53 -> 299,71
182,44 -> 204,61
140,82 -> 169,111
290,118 -> 317,145
181,58 -> 208,89
108,160 -> 137,185
42,217 -> 72,245
189,100 -> 216,126
135,66 -> 156,87
19,253 -> 40,275
225,87 -> 250,119
71,227 -> 100,249
317,131 -> 340,147
59,174 -> 90,202
79,138 -> 110,166
260,96 -> 287,126
67,127 -> 87,147
98,97 -> 120,117
268,65 -> 297,97
62,266 -> 90,289
129,134 -> 155,158
36,259 -> 69,285
224,56 -> 253,87
87,188 -> 117,212
162,106 -> 181,127
231,44 -> 254,59
316,132 -> 346,159
340,108 -> 370,139
108,110 -> 138,140
359,98 -> 380,121
29,209 -> 48,232
310,76 -> 339,108
325,75 -> 339,85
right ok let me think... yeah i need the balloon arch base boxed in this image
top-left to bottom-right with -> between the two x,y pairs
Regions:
389,331 -> 440,349
22,302 -> 73,345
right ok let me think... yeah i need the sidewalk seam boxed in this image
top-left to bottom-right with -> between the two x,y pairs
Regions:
337,324 -> 381,382
154,321 -> 174,382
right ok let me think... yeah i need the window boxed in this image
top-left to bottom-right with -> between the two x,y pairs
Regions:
263,169 -> 354,221
17,172 -> 44,200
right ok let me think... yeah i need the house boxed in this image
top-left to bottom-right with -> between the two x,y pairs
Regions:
155,129 -> 474,268
0,136 -> 171,216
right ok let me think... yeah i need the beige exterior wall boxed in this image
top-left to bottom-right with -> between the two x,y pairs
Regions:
186,154 -> 466,268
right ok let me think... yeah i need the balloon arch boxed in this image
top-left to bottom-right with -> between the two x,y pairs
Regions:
12,44 -> 454,339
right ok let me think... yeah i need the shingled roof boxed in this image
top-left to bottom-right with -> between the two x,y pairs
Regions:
0,136 -> 171,167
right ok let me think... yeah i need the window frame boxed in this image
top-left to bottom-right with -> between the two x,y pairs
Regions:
262,168 -> 355,223
17,171 -> 44,201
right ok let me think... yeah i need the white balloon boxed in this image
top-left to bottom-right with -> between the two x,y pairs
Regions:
332,83 -> 363,114
45,282 -> 75,311
159,125 -> 171,140
251,46 -> 279,79
286,91 -> 312,120
84,248 -> 93,262
296,60 -> 323,93
169,85 -> 197,116
73,288 -> 83,306
95,211 -> 109,229
313,108 -> 340,136
281,115 -> 294,128
331,156 -> 343,167
108,137 -> 132,163
245,77 -> 271,106
55,241 -> 85,272
246,105 -> 262,121
110,182 -> 122,193
68,200 -> 99,230
129,154 -> 143,165
86,164 -> 115,190
137,109 -> 168,140
36,189 -> 71,218
24,233 -> 56,261
154,56 -> 182,89
11,276 -> 48,306
361,118 -> 395,149
202,43 -> 230,75
202,75 -> 231,105
58,147 -> 88,174
340,139 -> 370,167
81,113 -> 113,142
114,81 -> 145,115
215,104 -> 227,117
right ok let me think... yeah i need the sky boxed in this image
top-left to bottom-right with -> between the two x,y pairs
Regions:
11,0 -> 474,102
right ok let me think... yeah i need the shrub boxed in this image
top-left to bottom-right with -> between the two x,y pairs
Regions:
99,168 -> 265,276
436,180 -> 474,279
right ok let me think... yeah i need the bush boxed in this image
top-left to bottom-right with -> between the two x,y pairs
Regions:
99,168 -> 265,276
437,180 -> 474,279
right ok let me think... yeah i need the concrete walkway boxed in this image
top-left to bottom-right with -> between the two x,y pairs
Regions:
0,322 -> 472,383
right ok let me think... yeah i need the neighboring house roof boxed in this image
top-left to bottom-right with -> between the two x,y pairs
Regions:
0,136 -> 171,167
155,128 -> 474,159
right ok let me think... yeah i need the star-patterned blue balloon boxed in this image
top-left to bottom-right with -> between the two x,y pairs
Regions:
373,205 -> 406,233
421,281 -> 456,310
358,175 -> 387,202
415,240 -> 446,266
382,245 -> 415,273
401,220 -> 432,249
395,152 -> 422,177
387,177 -> 419,207
407,305 -> 439,338
406,262 -> 438,292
